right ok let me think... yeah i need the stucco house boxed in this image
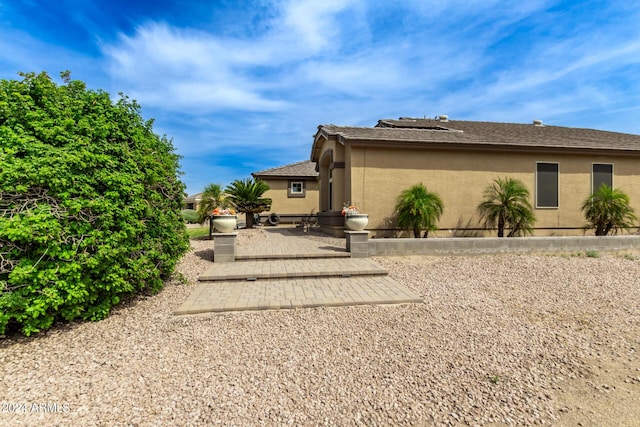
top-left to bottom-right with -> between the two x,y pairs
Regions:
183,192 -> 202,211
252,160 -> 319,224
310,116 -> 640,237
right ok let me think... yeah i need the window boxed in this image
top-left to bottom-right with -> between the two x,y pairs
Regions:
592,163 -> 613,192
288,180 -> 305,198
536,162 -> 558,208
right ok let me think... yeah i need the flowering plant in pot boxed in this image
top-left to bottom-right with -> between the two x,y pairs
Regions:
341,205 -> 359,216
212,207 -> 236,215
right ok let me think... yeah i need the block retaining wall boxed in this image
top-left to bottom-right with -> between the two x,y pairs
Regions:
363,235 -> 640,257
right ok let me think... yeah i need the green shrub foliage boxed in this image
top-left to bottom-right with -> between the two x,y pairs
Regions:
0,72 -> 189,335
180,209 -> 200,224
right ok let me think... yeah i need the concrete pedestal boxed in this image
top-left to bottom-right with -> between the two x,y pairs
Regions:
345,231 -> 369,258
213,233 -> 237,263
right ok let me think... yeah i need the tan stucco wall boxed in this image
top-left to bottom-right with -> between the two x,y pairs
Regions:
262,178 -> 319,215
346,146 -> 640,236
317,141 -> 345,211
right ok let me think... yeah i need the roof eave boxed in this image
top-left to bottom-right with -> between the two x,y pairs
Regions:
311,125 -> 336,162
344,138 -> 640,155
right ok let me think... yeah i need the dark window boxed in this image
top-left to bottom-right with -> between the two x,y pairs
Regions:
592,164 -> 613,191
536,162 -> 559,208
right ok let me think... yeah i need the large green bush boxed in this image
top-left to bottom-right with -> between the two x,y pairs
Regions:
0,71 -> 189,335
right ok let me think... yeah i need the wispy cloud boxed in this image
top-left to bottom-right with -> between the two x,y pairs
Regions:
101,0 -> 366,114
102,23 -> 290,112
279,0 -> 358,51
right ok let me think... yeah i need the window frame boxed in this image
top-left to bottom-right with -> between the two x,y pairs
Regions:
591,163 -> 613,193
535,162 -> 559,209
288,180 -> 305,198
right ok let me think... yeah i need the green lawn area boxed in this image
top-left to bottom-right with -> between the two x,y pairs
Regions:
186,226 -> 209,239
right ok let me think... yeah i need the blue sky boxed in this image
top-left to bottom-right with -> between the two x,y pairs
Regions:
2,1 -> 640,195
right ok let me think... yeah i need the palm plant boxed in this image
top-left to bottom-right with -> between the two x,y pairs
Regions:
581,184 -> 637,236
197,183 -> 228,223
477,177 -> 535,237
395,183 -> 444,238
225,178 -> 272,229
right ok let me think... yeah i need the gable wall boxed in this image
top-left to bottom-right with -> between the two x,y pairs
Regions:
348,145 -> 640,236
260,178 -> 319,216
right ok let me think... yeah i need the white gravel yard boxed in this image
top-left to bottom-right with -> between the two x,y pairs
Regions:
2,231 -> 640,426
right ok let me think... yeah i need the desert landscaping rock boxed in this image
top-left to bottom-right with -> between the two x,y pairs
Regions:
1,229 -> 639,426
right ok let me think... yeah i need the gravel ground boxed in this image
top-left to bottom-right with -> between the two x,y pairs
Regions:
1,230 -> 640,426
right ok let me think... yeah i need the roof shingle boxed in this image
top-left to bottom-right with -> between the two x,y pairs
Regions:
252,160 -> 318,178
315,118 -> 640,152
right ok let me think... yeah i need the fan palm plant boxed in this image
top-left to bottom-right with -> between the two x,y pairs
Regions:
197,183 -> 228,223
581,184 -> 637,235
395,183 -> 444,238
225,178 -> 272,229
477,177 -> 535,237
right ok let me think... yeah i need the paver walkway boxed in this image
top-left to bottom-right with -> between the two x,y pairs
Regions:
199,258 -> 387,281
234,227 -> 349,260
174,227 -> 423,315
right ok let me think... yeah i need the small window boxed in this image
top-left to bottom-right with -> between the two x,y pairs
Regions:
592,163 -> 613,192
288,180 -> 305,198
291,182 -> 303,193
536,162 -> 559,208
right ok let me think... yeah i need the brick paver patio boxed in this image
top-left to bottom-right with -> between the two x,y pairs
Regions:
174,227 -> 423,315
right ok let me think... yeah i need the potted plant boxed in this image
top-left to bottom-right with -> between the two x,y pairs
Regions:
211,207 -> 237,233
342,204 -> 368,231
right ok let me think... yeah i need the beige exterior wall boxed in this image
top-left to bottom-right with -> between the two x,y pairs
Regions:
183,197 -> 201,211
345,146 -> 640,237
317,141 -> 345,211
261,178 -> 319,215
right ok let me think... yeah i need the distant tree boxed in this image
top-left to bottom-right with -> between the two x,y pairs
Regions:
225,178 -> 271,229
581,184 -> 637,236
477,177 -> 535,237
197,183 -> 228,223
395,183 -> 444,238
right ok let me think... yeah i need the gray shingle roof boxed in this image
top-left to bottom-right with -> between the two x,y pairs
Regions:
252,160 -> 318,178
315,118 -> 640,153
183,192 -> 202,202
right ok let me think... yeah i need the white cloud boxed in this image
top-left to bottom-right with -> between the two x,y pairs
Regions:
280,0 -> 358,51
101,0 -> 371,113
102,23 -> 285,113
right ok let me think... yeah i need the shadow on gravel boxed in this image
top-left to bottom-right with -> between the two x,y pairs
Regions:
194,249 -> 214,261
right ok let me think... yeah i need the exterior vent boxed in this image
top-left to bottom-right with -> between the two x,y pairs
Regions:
533,119 -> 544,127
438,115 -> 449,122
